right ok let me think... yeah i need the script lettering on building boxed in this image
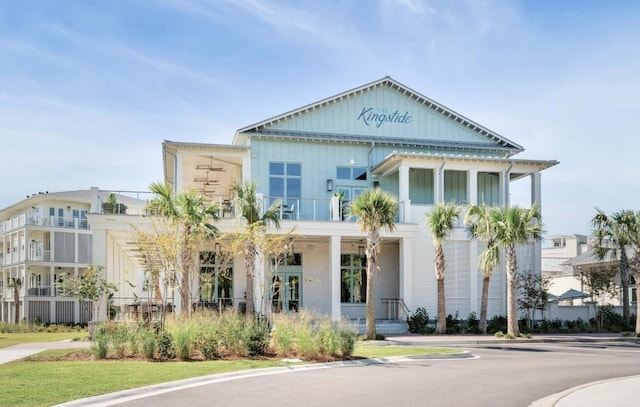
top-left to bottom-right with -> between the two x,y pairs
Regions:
357,107 -> 412,128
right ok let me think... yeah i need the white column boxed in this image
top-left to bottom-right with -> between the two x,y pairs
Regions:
469,239 -> 479,315
49,265 -> 55,322
500,164 -> 512,206
399,238 -> 412,312
398,165 -> 411,222
468,169 -> 478,205
531,172 -> 542,274
175,152 -> 184,194
434,160 -> 446,203
531,172 -> 542,207
242,152 -> 252,183
330,236 -> 341,321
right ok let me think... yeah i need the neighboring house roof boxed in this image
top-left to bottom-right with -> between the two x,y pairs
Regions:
0,189 -> 94,215
561,247 -> 635,270
233,76 -> 524,153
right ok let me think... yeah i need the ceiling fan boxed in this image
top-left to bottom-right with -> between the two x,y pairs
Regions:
196,156 -> 226,172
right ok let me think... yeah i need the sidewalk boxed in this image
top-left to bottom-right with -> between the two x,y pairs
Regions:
0,340 -> 91,364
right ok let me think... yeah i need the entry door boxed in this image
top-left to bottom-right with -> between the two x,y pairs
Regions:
271,271 -> 302,313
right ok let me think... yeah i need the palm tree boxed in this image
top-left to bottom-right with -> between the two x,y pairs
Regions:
591,208 -> 633,324
232,180 -> 281,316
493,205 -> 543,337
465,203 -> 500,334
8,277 -> 22,324
147,182 -> 219,316
350,188 -> 397,340
425,202 -> 461,334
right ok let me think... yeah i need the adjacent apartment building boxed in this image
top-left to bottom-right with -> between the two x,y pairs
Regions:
85,77 -> 558,326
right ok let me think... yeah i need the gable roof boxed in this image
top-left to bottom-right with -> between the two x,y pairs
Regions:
234,76 -> 524,154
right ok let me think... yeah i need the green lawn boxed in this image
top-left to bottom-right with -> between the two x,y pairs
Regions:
0,332 -> 87,349
0,344 -> 462,407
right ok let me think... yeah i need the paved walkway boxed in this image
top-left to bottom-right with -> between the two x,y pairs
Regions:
2,333 -> 638,407
0,340 -> 91,364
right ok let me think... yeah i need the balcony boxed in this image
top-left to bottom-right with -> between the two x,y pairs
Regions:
3,214 -> 90,232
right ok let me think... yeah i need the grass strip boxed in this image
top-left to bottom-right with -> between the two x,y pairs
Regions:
354,345 -> 461,358
0,356 -> 292,407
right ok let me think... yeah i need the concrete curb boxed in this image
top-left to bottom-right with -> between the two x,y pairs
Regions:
528,375 -> 640,407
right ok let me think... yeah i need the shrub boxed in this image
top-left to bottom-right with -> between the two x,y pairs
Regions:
339,328 -> 357,357
295,325 -> 319,360
140,329 -> 157,360
244,319 -> 270,356
445,312 -> 461,334
487,315 -> 507,334
319,321 -> 341,357
110,324 -> 130,358
407,307 -> 430,334
464,312 -> 481,334
199,332 -> 220,360
272,316 -> 296,357
157,331 -> 175,359
173,326 -> 193,361
91,324 -> 109,359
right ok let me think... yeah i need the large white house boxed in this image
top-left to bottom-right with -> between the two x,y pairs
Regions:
0,189 -> 148,323
3,77 -> 558,329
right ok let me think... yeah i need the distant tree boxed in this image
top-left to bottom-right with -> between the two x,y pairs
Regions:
425,202 -> 461,334
517,270 -> 550,331
8,277 -> 22,324
350,188 -> 398,340
493,205 -> 543,337
582,268 -> 618,331
58,265 -> 117,322
591,208 -> 633,323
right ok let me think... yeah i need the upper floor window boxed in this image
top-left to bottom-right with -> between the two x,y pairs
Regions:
337,166 -> 367,181
269,162 -> 301,206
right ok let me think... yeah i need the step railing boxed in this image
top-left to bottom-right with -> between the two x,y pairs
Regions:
380,298 -> 411,321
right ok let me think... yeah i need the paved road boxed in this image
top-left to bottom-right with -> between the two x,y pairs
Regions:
87,341 -> 640,407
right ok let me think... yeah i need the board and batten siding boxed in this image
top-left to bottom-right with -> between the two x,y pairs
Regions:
268,87 -> 496,144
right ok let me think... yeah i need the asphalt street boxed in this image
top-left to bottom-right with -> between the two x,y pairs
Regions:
85,340 -> 640,407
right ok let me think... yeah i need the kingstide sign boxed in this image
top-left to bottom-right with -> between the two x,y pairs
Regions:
357,107 -> 412,128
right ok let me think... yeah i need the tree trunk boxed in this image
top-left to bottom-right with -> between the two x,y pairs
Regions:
13,287 -> 20,324
436,277 -> 446,334
619,252 -> 630,324
480,276 -> 490,334
245,244 -> 256,316
434,245 -> 446,334
506,245 -> 519,337
365,256 -> 377,340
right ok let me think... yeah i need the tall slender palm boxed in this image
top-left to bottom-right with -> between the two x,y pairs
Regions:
147,181 -> 219,316
232,180 -> 281,316
425,202 -> 461,334
350,188 -> 397,340
493,205 -> 543,337
591,208 -> 633,324
465,203 -> 500,334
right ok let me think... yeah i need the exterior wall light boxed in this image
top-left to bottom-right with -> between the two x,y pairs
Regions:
326,179 -> 334,191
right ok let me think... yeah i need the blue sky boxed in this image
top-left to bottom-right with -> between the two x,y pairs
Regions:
1,0 -> 639,236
